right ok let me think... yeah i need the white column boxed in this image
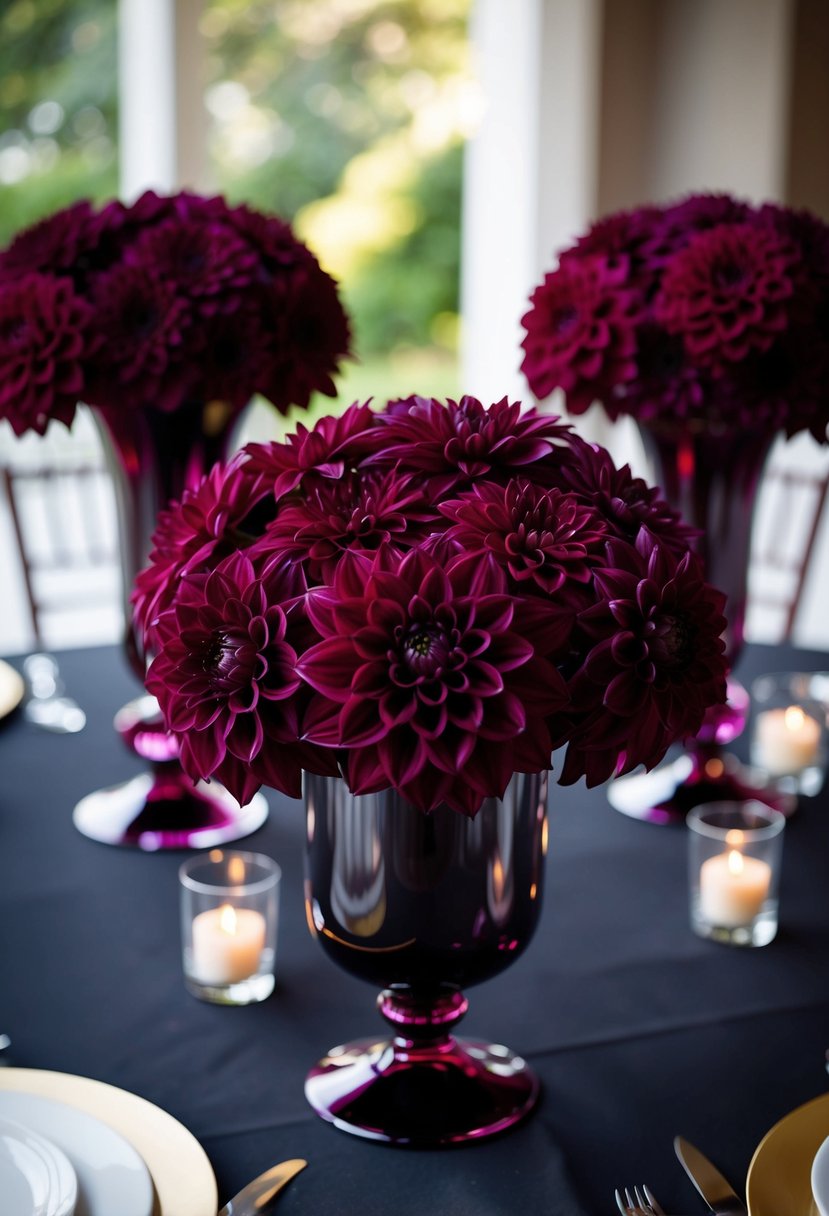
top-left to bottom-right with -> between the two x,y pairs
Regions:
460,0 -> 602,404
118,0 -> 208,200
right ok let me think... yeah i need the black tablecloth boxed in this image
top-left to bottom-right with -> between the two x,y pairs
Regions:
2,643 -> 829,1215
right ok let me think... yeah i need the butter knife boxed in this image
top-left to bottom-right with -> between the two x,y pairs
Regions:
674,1136 -> 747,1215
218,1159 -> 307,1216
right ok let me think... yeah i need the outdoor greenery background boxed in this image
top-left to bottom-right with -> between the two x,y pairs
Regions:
0,0 -> 471,422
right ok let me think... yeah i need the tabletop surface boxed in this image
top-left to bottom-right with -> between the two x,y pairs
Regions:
1,641 -> 828,1215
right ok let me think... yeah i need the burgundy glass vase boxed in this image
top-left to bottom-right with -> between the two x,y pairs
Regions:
608,423 -> 792,822
71,401 -> 268,850
303,770 -> 548,1146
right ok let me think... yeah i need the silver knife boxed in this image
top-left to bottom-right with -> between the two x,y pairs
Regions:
218,1159 -> 307,1216
674,1136 -> 747,1215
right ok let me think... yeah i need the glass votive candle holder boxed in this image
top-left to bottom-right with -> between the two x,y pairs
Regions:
750,672 -> 827,796
688,802 -> 785,947
180,849 -> 280,1005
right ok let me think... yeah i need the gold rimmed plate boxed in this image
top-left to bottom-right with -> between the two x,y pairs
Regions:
0,1069 -> 217,1216
747,1091 -> 829,1216
0,659 -> 24,721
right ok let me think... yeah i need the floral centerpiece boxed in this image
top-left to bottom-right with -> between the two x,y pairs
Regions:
0,191 -> 352,849
519,193 -> 829,819
0,190 -> 350,434
135,394 -> 728,808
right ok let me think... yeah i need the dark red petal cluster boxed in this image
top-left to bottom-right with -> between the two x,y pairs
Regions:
0,274 -> 89,436
559,532 -> 728,787
297,548 -> 568,816
264,468 -> 437,583
146,552 -> 331,803
0,201 -> 102,283
441,479 -> 607,595
369,394 -> 571,493
132,455 -> 273,643
242,401 -> 382,498
520,256 -> 640,412
655,223 -> 800,370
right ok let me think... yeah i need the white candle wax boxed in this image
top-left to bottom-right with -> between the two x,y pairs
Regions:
699,849 -> 771,928
755,705 -> 821,775
191,904 -> 266,985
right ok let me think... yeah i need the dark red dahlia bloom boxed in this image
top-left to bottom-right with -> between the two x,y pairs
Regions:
85,263 -> 193,411
370,395 -> 571,494
146,552 -> 318,803
441,479 -> 607,595
560,532 -> 728,787
225,203 -> 310,275
127,217 -> 259,316
0,201 -> 101,283
0,274 -> 90,436
656,223 -> 801,370
132,455 -> 273,641
559,205 -> 668,294
256,261 -> 352,413
559,439 -> 698,556
263,467 -> 437,583
521,256 -> 640,412
297,547 -> 568,816
242,401 -> 382,497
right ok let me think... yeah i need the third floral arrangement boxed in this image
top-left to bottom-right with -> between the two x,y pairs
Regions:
135,395 -> 728,817
520,192 -> 829,440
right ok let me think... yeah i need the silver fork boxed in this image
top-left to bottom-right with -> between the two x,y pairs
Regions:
615,1185 -> 666,1216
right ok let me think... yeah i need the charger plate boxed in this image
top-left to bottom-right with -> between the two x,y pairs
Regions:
746,1090 -> 829,1216
0,659 -> 24,720
0,1069 -> 217,1216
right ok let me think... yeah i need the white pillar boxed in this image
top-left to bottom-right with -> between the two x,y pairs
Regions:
118,0 -> 208,200
460,0 -> 603,404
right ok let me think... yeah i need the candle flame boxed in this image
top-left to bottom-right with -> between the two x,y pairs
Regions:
727,849 -> 744,875
784,705 -> 806,732
219,904 -> 237,935
725,829 -> 745,848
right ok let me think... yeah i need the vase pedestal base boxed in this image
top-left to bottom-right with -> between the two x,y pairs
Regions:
72,773 -> 268,851
607,750 -> 796,824
305,1033 -> 539,1146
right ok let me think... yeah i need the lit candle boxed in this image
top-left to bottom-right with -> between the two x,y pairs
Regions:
699,842 -> 772,928
191,903 -> 266,985
755,705 -> 821,775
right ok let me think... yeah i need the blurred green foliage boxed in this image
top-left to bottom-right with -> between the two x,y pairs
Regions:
0,0 -> 469,385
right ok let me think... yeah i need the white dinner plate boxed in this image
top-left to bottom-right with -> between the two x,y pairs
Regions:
812,1134 -> 829,1215
0,1093 -> 153,1216
0,1116 -> 77,1216
0,1069 -> 217,1216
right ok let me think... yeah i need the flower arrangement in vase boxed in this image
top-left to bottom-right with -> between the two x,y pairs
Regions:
0,191 -> 351,847
135,393 -> 728,1143
521,193 -> 829,820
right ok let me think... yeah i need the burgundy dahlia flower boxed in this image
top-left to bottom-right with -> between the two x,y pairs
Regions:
297,547 -> 569,816
560,532 -> 728,786
132,456 -> 273,641
263,467 -> 437,583
520,256 -> 640,411
370,395 -> 571,494
441,479 -> 607,596
0,274 -> 90,436
127,217 -> 259,316
0,201 -> 101,283
146,551 -> 327,803
656,223 -> 801,371
242,401 -> 382,498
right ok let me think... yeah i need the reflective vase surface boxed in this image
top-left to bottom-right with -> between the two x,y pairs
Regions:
608,423 -> 793,823
303,770 -> 548,1146
71,401 -> 268,850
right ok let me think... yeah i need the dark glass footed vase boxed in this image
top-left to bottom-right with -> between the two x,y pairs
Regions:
303,771 -> 548,1146
71,401 -> 267,850
608,423 -> 793,823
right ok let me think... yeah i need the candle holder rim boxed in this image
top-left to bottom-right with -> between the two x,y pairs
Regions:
687,801 -> 786,841
179,849 -> 281,895
751,670 -> 829,705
